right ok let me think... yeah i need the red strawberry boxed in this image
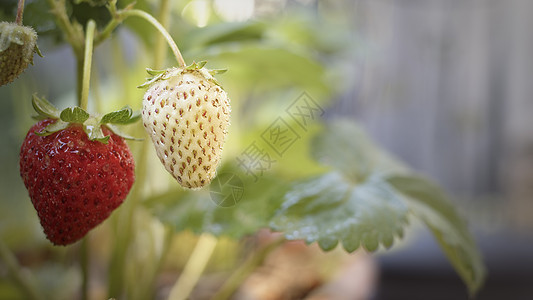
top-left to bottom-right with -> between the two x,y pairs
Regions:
19,119 -> 135,245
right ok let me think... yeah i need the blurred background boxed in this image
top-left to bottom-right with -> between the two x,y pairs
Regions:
1,0 -> 532,299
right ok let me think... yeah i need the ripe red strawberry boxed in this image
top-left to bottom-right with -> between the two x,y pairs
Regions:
19,119 -> 135,245
0,21 -> 40,86
140,62 -> 231,189
19,97 -> 139,245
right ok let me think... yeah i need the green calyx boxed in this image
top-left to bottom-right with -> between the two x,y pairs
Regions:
137,60 -> 227,89
0,22 -> 41,55
32,94 -> 141,143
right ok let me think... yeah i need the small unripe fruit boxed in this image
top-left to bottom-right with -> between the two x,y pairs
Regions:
0,22 -> 39,86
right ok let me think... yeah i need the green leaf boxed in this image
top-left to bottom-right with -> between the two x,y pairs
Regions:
100,106 -> 140,125
60,107 -> 90,123
311,120 -> 406,181
190,45 -> 332,100
144,168 -> 289,238
386,175 -> 487,295
183,21 -> 266,49
270,172 -> 409,253
270,119 -> 485,294
31,94 -> 59,120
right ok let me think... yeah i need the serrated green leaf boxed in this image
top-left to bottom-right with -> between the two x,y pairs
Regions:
60,107 -> 90,123
386,175 -> 486,295
100,106 -> 140,125
270,172 -> 409,253
31,94 -> 59,120
144,168 -> 289,238
35,120 -> 69,136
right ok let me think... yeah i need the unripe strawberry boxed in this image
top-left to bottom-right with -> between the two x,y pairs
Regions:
0,22 -> 40,86
141,62 -> 231,189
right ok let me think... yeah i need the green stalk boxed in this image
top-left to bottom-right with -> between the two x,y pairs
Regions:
80,238 -> 89,300
153,0 -> 172,69
0,240 -> 44,300
167,234 -> 218,300
121,9 -> 186,67
212,237 -> 286,300
80,20 -> 96,110
96,6 -> 186,67
15,0 -> 25,25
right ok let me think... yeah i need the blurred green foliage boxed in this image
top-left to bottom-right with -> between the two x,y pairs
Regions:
0,0 -> 485,298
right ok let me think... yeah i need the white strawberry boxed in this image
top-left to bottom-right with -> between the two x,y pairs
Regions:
140,62 -> 231,189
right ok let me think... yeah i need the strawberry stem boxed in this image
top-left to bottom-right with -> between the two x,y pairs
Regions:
80,20 -> 96,110
15,0 -> 25,25
167,234 -> 218,300
121,9 -> 187,67
80,238 -> 90,300
212,237 -> 286,300
154,0 -> 172,69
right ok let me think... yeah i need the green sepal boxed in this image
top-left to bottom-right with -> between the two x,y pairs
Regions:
138,68 -> 166,89
209,69 -> 227,75
34,44 -> 43,58
35,120 -> 69,136
146,68 -> 165,76
32,94 -> 60,120
60,107 -> 90,123
100,106 -> 140,125
106,124 -> 143,141
186,60 -> 207,70
83,118 -> 110,144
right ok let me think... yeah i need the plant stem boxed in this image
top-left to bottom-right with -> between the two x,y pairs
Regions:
46,0 -> 84,57
80,20 -> 96,110
0,239 -> 44,300
154,0 -> 171,69
212,237 -> 286,300
118,9 -> 186,67
80,237 -> 90,300
96,4 -> 186,67
15,0 -> 25,25
167,234 -> 218,300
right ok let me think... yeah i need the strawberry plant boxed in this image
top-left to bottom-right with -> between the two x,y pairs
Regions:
0,0 -> 486,299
